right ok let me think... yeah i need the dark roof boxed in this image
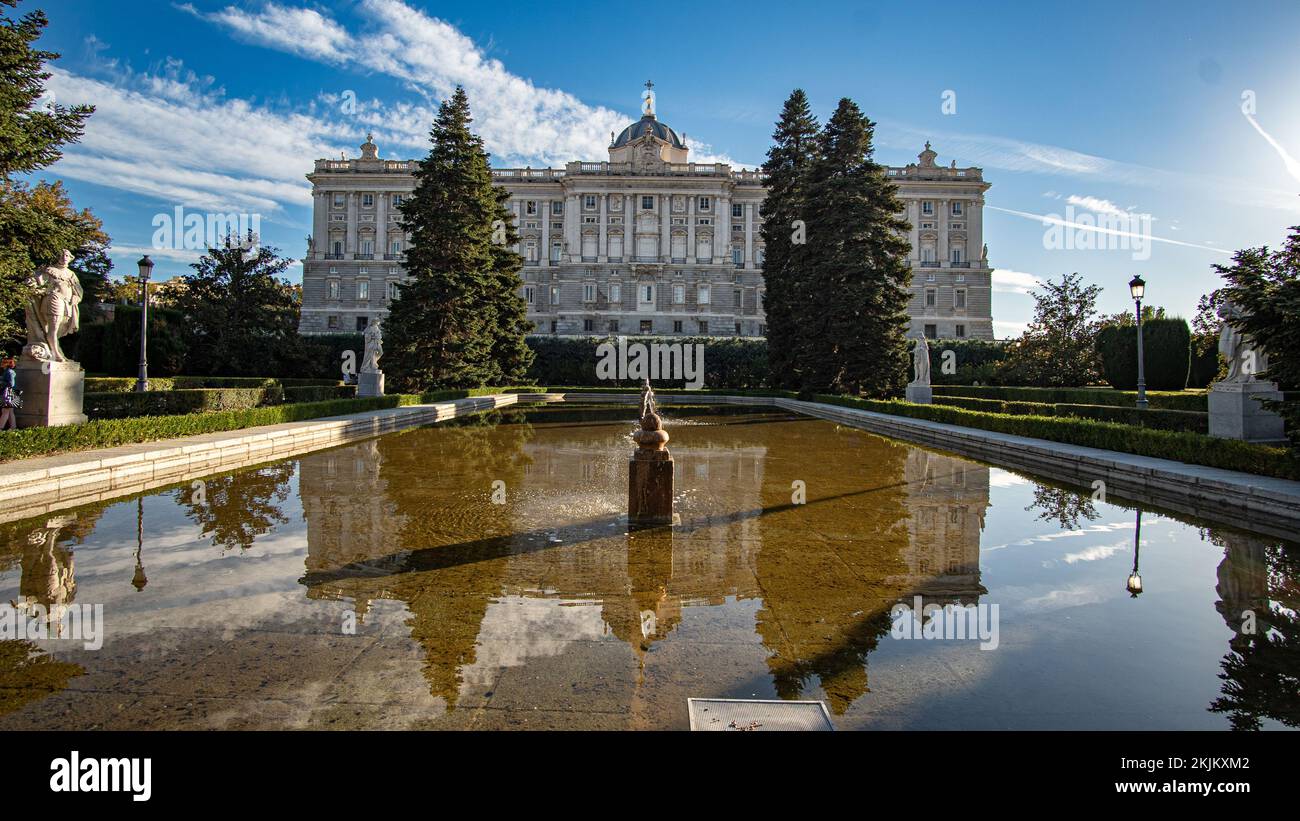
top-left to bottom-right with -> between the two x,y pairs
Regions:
611,115 -> 685,149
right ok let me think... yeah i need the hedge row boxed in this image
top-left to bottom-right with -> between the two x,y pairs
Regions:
525,335 -> 770,389
931,384 -> 1207,411
814,394 -> 1298,480
931,395 -> 1208,433
84,387 -> 285,420
282,385 -> 357,403
84,376 -> 341,393
1096,318 -> 1192,391
0,388 -> 515,463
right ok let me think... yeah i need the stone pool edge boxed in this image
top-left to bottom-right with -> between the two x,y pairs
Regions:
1,391 -> 1297,537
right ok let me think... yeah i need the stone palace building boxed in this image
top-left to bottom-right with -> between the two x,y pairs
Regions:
299,88 -> 994,340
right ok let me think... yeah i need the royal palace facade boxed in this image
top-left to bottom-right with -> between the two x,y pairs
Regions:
298,90 -> 994,340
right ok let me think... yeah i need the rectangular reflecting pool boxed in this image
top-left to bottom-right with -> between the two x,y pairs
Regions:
1,405 -> 1295,730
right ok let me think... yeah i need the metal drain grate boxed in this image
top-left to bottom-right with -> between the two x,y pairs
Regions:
687,698 -> 834,731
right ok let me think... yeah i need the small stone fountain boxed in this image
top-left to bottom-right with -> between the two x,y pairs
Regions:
628,379 -> 675,527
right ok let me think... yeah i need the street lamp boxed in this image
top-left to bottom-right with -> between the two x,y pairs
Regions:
1129,274 -> 1148,410
1126,508 -> 1144,597
134,255 -> 154,392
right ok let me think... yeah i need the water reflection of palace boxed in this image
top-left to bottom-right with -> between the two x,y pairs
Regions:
293,410 -> 996,715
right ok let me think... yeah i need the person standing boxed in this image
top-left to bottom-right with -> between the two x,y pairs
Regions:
0,357 -> 19,430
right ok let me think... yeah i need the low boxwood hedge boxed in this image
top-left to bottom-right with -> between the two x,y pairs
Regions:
84,386 -> 286,420
84,376 -> 341,393
815,394 -> 1297,480
931,395 -> 1208,433
0,388 -> 515,463
283,385 -> 356,403
931,384 -> 1207,412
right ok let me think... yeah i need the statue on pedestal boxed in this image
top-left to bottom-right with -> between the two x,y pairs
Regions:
23,250 -> 83,363
357,320 -> 385,398
1209,300 -> 1285,442
905,335 -> 933,404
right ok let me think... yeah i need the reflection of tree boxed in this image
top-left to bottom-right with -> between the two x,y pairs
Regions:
0,640 -> 84,718
1025,484 -> 1099,531
299,416 -> 535,709
1209,533 -> 1300,730
178,464 -> 294,553
753,428 -> 915,714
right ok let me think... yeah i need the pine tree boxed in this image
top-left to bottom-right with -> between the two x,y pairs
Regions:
0,0 -> 97,344
759,89 -> 819,389
169,235 -> 304,375
386,87 -> 530,391
794,98 -> 912,396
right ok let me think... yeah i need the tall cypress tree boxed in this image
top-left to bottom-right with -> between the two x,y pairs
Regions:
386,87 -> 528,391
759,90 -> 819,389
794,98 -> 912,396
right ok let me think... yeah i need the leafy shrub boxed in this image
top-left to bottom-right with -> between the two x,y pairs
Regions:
1095,317 -> 1192,391
99,305 -> 190,377
282,385 -> 356,403
300,333 -> 365,380
926,338 -> 1010,385
524,336 -> 770,389
1188,333 -> 1222,388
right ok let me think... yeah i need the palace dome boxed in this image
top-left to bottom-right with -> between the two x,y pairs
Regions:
611,115 -> 686,149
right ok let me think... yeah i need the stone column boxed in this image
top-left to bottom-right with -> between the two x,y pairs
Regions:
937,199 -> 949,264
714,193 -> 730,262
743,202 -> 754,269
598,192 -> 607,261
908,200 -> 920,261
687,195 -> 696,261
374,190 -> 388,257
659,193 -> 669,261
313,192 -> 328,258
566,194 -> 580,262
970,197 -> 984,265
345,192 -> 358,255
540,199 -> 550,268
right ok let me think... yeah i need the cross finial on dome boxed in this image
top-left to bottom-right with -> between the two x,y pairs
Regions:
645,79 -> 654,90
641,80 -> 656,119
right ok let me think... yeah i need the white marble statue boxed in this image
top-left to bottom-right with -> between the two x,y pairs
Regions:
361,320 -> 383,374
1217,300 -> 1266,383
24,250 -> 83,363
910,335 -> 931,386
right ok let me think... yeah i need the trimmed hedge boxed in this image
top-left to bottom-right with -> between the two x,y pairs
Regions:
931,384 -> 1207,412
84,386 -> 285,420
84,376 -> 341,393
1096,318 -> 1192,391
926,338 -> 1011,385
814,394 -> 1298,480
76,305 -> 189,377
0,388 -> 516,463
282,384 -> 356,403
931,395 -> 1208,433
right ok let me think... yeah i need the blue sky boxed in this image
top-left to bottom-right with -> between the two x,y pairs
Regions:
30,0 -> 1300,336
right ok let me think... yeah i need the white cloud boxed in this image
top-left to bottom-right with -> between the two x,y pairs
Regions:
991,268 -> 1045,295
1065,194 -> 1131,217
986,205 -> 1231,254
993,319 -> 1028,339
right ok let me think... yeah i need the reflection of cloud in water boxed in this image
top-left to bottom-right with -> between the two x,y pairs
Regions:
459,596 -> 609,688
1062,540 -> 1128,565
1021,585 -> 1108,612
982,517 -> 1151,553
988,469 -> 1031,488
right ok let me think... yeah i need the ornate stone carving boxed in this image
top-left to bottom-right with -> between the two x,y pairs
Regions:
23,250 -> 83,363
361,319 -> 383,374
910,335 -> 931,386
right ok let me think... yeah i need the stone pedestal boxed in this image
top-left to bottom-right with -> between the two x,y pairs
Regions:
357,370 -> 385,398
1209,381 -> 1286,442
905,384 -> 932,404
629,451 -> 675,526
14,358 -> 87,427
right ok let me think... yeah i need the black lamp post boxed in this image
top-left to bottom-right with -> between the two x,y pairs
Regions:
1129,274 -> 1148,410
1127,508 -> 1144,597
134,255 -> 153,392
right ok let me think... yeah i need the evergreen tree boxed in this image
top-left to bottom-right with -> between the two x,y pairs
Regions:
793,98 -> 911,396
0,0 -> 97,344
169,234 -> 304,375
759,89 -> 820,389
386,87 -> 530,391
999,273 -> 1102,387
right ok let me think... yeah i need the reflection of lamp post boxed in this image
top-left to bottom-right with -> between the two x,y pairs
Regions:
132,496 -> 148,591
134,255 -> 154,393
1129,274 -> 1148,410
1127,508 -> 1143,597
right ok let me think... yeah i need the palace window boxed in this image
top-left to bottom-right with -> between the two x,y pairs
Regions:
552,201 -> 564,215
640,320 -> 653,334
698,320 -> 709,334
584,195 -> 597,210
608,320 -> 619,332
673,320 -> 683,333
583,319 -> 594,332
924,324 -> 937,339
735,321 -> 742,335
526,201 -> 538,215
698,284 -> 711,305
391,194 -> 404,207
955,324 -> 967,338
673,283 -> 685,304
609,282 -> 622,303
356,316 -> 368,332
925,289 -> 937,308
583,283 -> 596,302
951,201 -> 964,215
732,203 -> 743,218
357,280 -> 370,301
388,281 -> 401,301
524,286 -> 535,305
699,196 -> 711,211
361,194 -> 374,208
328,280 -> 340,300
642,196 -> 655,210
333,193 -> 345,208
921,201 -> 934,215
955,289 -> 967,309
327,315 -> 339,330
550,285 -> 560,304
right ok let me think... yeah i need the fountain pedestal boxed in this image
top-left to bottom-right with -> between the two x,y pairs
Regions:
628,381 -> 675,527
